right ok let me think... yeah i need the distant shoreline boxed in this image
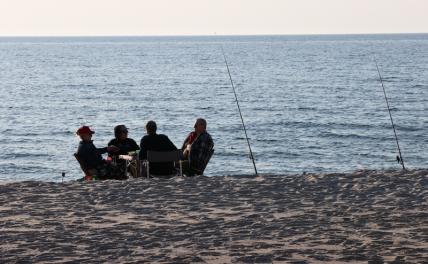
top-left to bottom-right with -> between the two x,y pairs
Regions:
0,32 -> 427,38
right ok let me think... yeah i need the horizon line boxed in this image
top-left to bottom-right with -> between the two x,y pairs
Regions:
0,32 -> 427,38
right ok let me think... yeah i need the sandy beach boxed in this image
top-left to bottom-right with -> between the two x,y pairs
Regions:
1,169 -> 427,263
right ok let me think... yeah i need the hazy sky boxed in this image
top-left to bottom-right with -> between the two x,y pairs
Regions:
0,0 -> 427,36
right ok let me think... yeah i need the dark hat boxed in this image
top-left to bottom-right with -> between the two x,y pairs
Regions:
76,126 -> 95,135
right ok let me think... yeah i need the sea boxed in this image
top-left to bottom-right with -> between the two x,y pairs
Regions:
0,34 -> 427,182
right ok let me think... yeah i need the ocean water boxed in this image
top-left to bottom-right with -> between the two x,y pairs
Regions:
0,34 -> 427,182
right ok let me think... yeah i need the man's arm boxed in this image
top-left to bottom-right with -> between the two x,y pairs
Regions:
181,134 -> 190,150
130,139 -> 140,151
139,137 -> 147,160
164,136 -> 178,151
97,147 -> 108,154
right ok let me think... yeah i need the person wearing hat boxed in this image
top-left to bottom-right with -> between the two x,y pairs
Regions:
181,118 -> 214,176
108,125 -> 140,177
139,120 -> 178,176
108,125 -> 140,156
75,126 -> 120,180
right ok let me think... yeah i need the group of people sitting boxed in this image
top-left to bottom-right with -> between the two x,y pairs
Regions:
75,118 -> 214,180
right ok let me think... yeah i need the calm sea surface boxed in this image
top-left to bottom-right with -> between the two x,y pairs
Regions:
0,34 -> 427,181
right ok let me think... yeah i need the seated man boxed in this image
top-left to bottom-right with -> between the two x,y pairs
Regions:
181,118 -> 214,176
139,121 -> 178,176
108,125 -> 140,177
75,126 -> 121,180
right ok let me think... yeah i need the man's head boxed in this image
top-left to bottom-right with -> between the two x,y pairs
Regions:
194,118 -> 207,135
146,120 -> 157,135
114,125 -> 128,140
76,126 -> 94,141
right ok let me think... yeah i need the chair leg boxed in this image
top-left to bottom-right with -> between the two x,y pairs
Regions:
125,161 -> 128,178
136,160 -> 140,178
146,161 -> 150,179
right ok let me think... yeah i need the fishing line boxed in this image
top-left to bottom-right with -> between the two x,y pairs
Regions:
374,59 -> 405,170
221,46 -> 259,176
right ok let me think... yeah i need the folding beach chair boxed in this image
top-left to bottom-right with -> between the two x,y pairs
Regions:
181,148 -> 214,176
143,150 -> 183,178
198,148 -> 214,175
118,154 -> 140,178
74,153 -> 125,180
74,153 -> 92,177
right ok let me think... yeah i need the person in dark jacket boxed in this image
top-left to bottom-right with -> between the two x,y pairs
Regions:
75,126 -> 120,180
108,125 -> 140,177
181,118 -> 214,176
139,120 -> 178,176
108,125 -> 140,156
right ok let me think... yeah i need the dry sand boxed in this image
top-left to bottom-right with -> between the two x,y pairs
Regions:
0,169 -> 427,263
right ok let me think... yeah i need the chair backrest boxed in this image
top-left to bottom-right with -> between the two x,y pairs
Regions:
144,150 -> 183,178
197,148 -> 214,175
74,153 -> 91,176
147,150 -> 181,162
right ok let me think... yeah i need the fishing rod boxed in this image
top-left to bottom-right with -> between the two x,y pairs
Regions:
374,59 -> 405,170
221,47 -> 258,176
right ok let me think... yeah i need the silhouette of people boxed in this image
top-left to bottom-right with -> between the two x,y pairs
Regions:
181,118 -> 214,176
75,126 -> 122,180
108,125 -> 140,177
108,125 -> 140,156
139,121 -> 178,176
